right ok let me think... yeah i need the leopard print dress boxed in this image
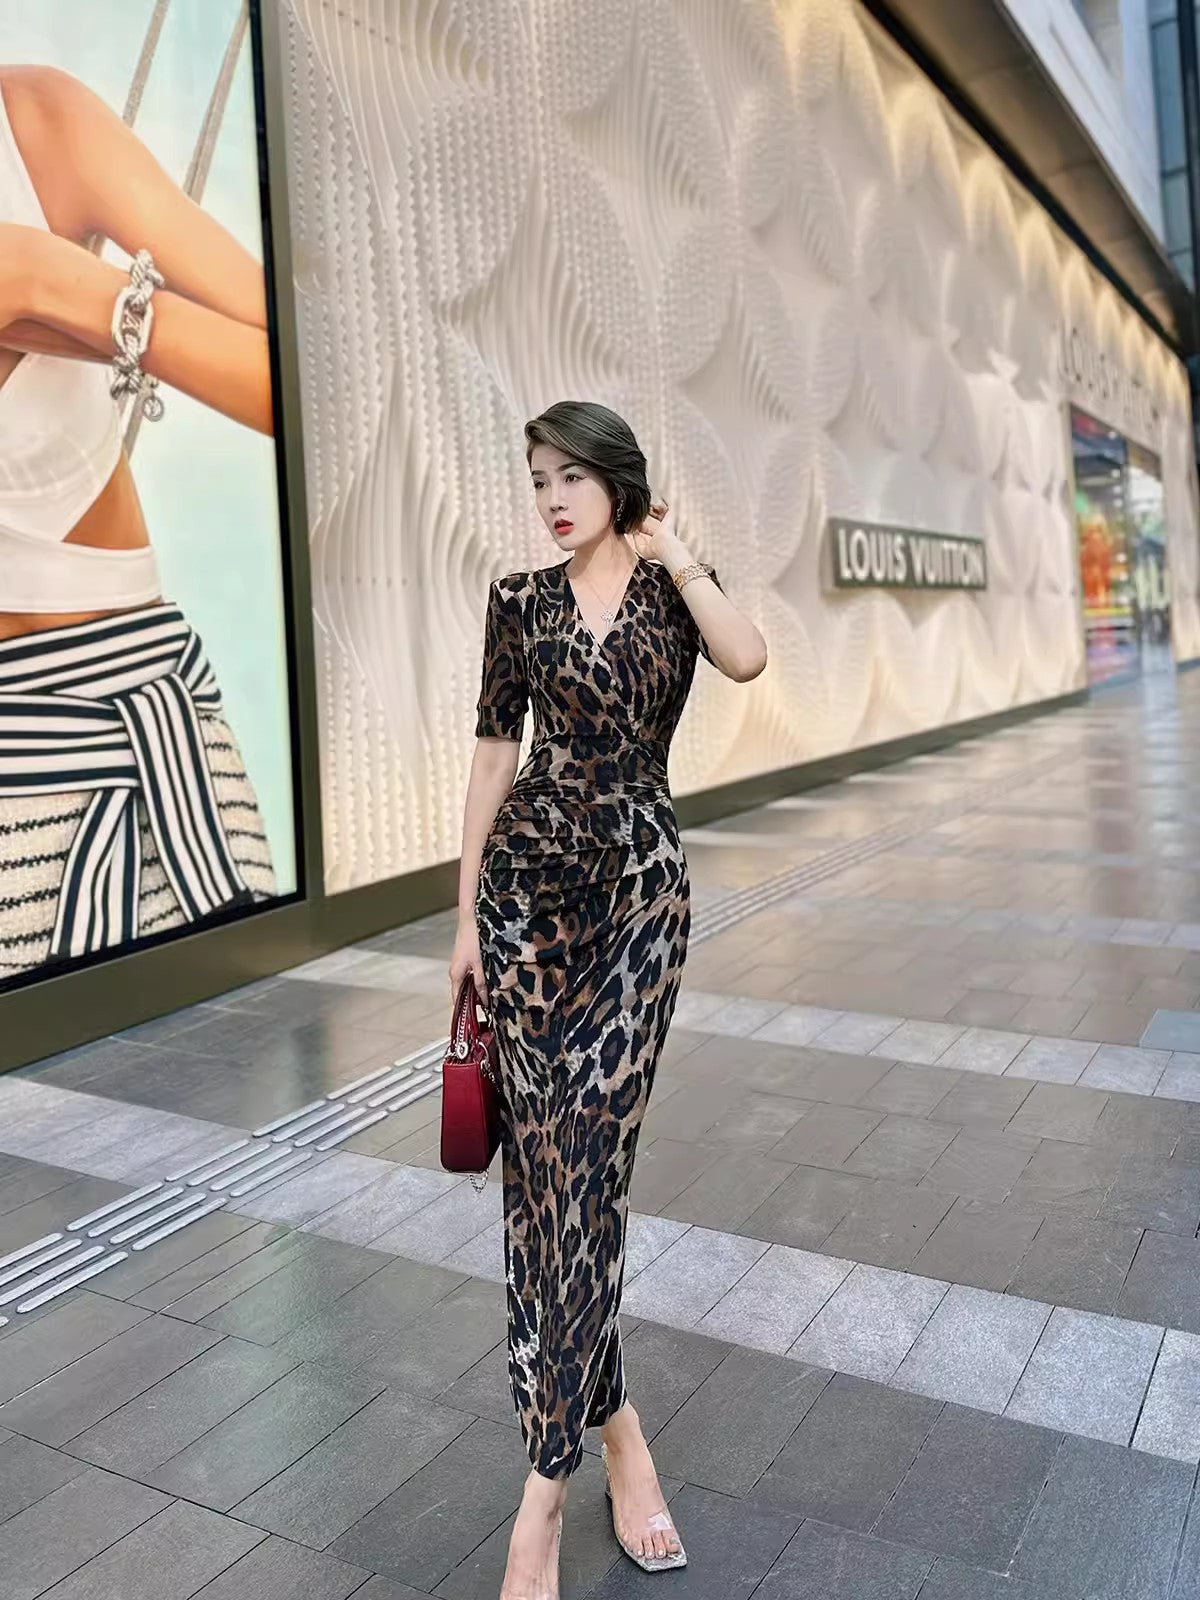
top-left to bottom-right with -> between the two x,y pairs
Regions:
474,555 -> 717,1481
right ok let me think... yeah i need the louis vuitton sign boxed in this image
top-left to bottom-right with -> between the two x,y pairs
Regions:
827,518 -> 988,592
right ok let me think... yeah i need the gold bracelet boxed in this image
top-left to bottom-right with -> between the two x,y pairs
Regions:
672,561 -> 714,593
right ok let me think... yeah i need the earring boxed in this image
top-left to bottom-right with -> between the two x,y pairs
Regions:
615,493 -> 625,523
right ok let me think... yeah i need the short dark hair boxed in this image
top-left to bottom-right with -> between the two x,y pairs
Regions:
524,400 -> 651,535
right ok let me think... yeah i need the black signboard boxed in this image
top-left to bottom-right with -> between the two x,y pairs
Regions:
828,518 -> 988,592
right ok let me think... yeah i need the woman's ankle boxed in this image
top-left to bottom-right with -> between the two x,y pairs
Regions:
601,1401 -> 643,1449
523,1468 -> 568,1513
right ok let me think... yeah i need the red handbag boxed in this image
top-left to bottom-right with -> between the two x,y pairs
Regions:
440,975 -> 503,1189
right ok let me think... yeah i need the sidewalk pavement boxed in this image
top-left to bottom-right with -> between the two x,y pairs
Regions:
1,674 -> 1200,1596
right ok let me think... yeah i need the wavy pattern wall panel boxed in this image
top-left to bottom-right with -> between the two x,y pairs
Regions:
277,0 -> 1200,892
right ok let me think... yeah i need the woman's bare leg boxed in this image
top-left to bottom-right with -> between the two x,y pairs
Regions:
500,1469 -> 567,1600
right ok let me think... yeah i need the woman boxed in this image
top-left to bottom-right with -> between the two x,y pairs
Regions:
0,63 -> 275,981
450,401 -> 767,1599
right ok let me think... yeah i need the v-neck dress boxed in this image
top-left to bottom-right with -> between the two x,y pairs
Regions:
473,556 -> 717,1480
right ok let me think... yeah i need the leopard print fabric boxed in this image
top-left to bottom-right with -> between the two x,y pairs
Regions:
474,556 -> 718,1480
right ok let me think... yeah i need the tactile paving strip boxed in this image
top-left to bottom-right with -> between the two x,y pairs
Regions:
0,1040 -> 446,1322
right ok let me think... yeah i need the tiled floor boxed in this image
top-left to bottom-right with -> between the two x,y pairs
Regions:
4,675 -> 1200,1594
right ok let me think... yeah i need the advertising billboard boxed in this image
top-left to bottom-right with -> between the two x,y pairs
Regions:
0,0 -> 299,991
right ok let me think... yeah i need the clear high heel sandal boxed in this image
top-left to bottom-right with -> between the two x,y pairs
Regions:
600,1442 -> 688,1572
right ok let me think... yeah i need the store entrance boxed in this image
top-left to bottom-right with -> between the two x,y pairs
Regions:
1069,407 -> 1171,685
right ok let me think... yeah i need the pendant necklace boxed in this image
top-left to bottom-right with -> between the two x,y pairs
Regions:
578,559 -> 635,624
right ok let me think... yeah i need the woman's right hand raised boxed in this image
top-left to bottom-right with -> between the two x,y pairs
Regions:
449,919 -> 487,1011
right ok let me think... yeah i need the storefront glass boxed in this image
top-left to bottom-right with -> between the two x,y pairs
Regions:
1070,407 -> 1170,684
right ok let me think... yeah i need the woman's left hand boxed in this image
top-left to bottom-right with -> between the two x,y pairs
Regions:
625,498 -> 681,564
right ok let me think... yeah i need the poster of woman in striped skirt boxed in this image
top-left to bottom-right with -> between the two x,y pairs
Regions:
0,1 -> 297,986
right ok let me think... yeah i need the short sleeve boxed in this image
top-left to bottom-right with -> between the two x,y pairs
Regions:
475,578 -> 528,740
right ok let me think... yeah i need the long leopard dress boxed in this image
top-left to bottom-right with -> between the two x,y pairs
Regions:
474,556 -> 718,1481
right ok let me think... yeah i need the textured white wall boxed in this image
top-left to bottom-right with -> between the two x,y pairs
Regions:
998,0 -> 1164,238
277,0 -> 1199,892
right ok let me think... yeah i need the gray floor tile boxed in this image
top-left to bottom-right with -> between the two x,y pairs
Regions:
231,1152 -> 395,1226
920,1130 -> 1039,1203
755,1520 -> 934,1599
842,1115 -> 958,1183
1012,1435 -> 1193,1600
786,1050 -> 896,1106
871,1023 -> 964,1068
1144,1010 -> 1200,1053
0,1466 -> 171,1600
660,1150 -> 795,1230
34,1499 -> 265,1600
1005,1307 -> 1163,1445
0,1292 -> 148,1405
858,1062 -> 961,1118
357,1276 -> 508,1396
1005,1142 -> 1124,1221
927,1074 -> 1034,1128
812,1013 -> 905,1054
1007,1037 -> 1099,1084
432,1339 -> 518,1434
1132,1329 -> 1200,1464
750,1373 -> 942,1529
95,1213 -> 263,1301
1158,1054 -> 1200,1103
1118,1232 -> 1200,1335
126,1221 -> 292,1311
694,1091 -> 814,1151
1101,1156 -> 1200,1235
328,1416 -> 530,1592
0,1434 -> 89,1521
912,1201 -> 1043,1292
649,1345 -> 832,1496
354,1581 -> 430,1600
789,1264 -> 946,1381
1173,1491 -> 1200,1599
628,1138 -> 726,1213
622,1225 -> 768,1327
1007,1082 -> 1110,1143
822,1183 -> 955,1270
143,1230 -> 319,1321
189,1533 -> 373,1599
1090,1093 -> 1191,1155
939,1028 -> 1030,1075
917,1556 -> 1052,1598
1079,1045 -> 1171,1095
273,1256 -> 466,1368
304,1163 -> 461,1246
892,1284 -> 1050,1414
147,1362 -> 386,1511
354,1178 -> 502,1265
737,1164 -> 868,1250
622,1212 -> 691,1278
874,1405 -> 1061,1567
67,1336 -> 299,1476
1008,1218 -> 1143,1314
0,1312 -> 222,1447
587,1482 -> 800,1600
233,1388 -> 471,1548
697,1243 -> 852,1353
199,1238 -> 390,1346
767,1102 -> 885,1167
1074,1003 -> 1153,1048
